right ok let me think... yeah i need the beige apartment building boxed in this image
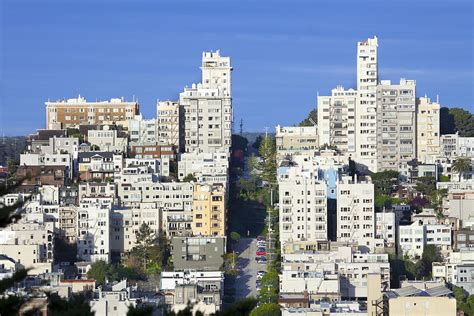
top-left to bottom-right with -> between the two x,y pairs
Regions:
45,95 -> 139,129
417,96 -> 441,163
157,100 -> 183,151
376,79 -> 417,171
192,184 -> 226,236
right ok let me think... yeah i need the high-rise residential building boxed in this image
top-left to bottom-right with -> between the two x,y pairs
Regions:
376,79 -> 417,171
356,36 -> 378,172
417,96 -> 441,163
192,183 -> 226,237
156,100 -> 183,151
336,175 -> 375,249
317,86 -> 357,153
278,164 -> 328,251
180,50 -> 232,154
45,95 -> 139,129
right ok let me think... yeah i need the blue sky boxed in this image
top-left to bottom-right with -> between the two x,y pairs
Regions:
1,0 -> 473,136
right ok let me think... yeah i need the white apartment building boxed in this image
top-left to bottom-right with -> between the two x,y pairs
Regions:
376,79 -> 416,171
0,222 -> 55,275
279,164 -> 328,251
88,126 -> 128,153
180,50 -> 232,154
433,250 -> 474,295
20,152 -> 73,178
417,96 -> 441,163
282,247 -> 390,299
375,211 -> 396,248
39,136 -> 79,158
157,100 -> 182,150
398,220 -> 452,258
77,198 -> 112,263
178,152 -> 229,186
317,86 -> 357,153
275,125 -> 319,157
90,280 -> 138,316
111,203 -> 161,253
441,133 -> 474,158
336,175 -> 375,249
128,114 -> 158,145
356,36 -> 378,172
78,182 -> 116,203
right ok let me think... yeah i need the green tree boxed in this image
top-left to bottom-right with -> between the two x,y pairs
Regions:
127,304 -> 154,316
182,173 -> 197,182
452,157 -> 471,181
430,188 -> 448,218
231,134 -> 249,153
447,108 -> 474,137
230,232 -> 241,243
415,176 -> 436,197
259,269 -> 279,304
258,136 -> 277,186
87,260 -> 115,286
132,223 -> 157,270
249,303 -> 281,316
48,293 -> 94,316
252,136 -> 263,151
298,108 -> 317,127
371,170 -> 399,196
420,244 -> 442,278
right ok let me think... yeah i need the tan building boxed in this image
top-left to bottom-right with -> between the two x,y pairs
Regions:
417,96 -> 441,163
192,184 -> 226,236
157,100 -> 183,151
275,125 -> 319,158
45,95 -> 139,129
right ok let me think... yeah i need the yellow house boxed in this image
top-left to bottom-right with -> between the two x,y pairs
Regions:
192,184 -> 226,236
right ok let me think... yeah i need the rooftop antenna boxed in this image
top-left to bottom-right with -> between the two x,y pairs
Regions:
436,95 -> 439,104
264,127 -> 269,138
239,119 -> 243,136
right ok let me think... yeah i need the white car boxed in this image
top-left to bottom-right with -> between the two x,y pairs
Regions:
257,271 -> 265,279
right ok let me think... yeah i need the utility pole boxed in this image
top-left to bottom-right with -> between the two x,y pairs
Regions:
239,119 -> 243,136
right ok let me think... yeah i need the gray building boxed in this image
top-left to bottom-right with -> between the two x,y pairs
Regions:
171,236 -> 226,271
376,79 -> 416,172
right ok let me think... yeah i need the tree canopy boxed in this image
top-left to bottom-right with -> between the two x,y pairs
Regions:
249,303 -> 281,316
298,108 -> 317,127
440,107 -> 474,137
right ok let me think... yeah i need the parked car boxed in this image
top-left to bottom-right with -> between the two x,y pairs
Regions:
256,250 -> 266,256
257,241 -> 266,247
257,235 -> 265,241
256,282 -> 261,291
257,271 -> 265,279
257,257 -> 267,264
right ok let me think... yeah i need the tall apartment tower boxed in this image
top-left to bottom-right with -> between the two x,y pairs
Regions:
157,100 -> 183,151
337,175 -> 375,249
417,96 -> 441,163
279,166 -> 328,252
45,95 -> 139,130
180,50 -> 233,154
317,86 -> 357,153
376,79 -> 417,171
356,36 -> 379,172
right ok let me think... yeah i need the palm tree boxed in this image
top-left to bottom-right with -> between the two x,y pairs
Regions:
452,157 -> 471,182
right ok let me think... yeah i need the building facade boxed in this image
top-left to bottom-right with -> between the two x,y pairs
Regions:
376,79 -> 416,171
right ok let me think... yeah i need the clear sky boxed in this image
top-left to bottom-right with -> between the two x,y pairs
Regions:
1,0 -> 473,136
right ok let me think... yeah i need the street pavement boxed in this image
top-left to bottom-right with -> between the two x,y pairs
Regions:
234,237 -> 267,299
